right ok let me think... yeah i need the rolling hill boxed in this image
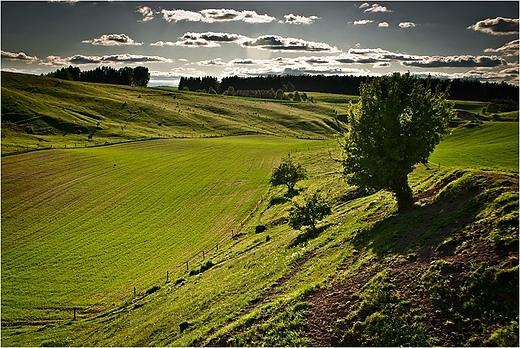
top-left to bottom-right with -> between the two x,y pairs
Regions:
1,72 -> 518,346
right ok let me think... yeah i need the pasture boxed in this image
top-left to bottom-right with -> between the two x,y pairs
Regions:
430,122 -> 519,171
1,72 -> 518,346
1,136 -> 322,322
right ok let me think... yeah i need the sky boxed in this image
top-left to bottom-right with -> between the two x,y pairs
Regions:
1,1 -> 519,86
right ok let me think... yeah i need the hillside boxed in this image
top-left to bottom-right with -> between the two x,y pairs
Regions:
1,72 -> 518,346
1,72 -> 345,155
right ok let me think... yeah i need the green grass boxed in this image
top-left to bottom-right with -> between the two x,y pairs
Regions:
1,136 -> 321,323
1,72 -> 346,155
1,73 -> 518,347
429,122 -> 519,171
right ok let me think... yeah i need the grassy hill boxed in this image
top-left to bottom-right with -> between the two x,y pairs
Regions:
1,72 -> 346,155
1,72 -> 518,346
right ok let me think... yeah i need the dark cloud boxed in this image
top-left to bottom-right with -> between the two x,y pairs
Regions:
41,53 -> 172,66
1,50 -> 38,63
402,55 -> 505,68
241,35 -> 339,52
467,17 -> 519,35
484,39 -> 519,56
82,34 -> 143,46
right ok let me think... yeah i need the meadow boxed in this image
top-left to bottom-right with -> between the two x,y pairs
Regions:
1,136 -> 324,322
1,72 -> 518,346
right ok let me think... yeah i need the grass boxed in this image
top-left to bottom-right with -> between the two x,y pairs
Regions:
1,72 -> 346,155
1,136 -> 320,323
1,72 -> 518,346
430,122 -> 519,171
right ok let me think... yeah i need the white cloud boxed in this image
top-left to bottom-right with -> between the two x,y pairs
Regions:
399,22 -> 417,29
160,8 -> 275,24
152,32 -> 248,48
241,35 -> 340,53
402,55 -> 506,68
281,13 -> 320,25
378,22 -> 389,28
161,9 -> 203,22
136,6 -> 155,22
363,3 -> 393,13
40,53 -> 173,66
1,50 -> 38,63
484,39 -> 519,56
82,34 -> 143,46
467,17 -> 519,36
352,19 -> 374,25
359,3 -> 370,9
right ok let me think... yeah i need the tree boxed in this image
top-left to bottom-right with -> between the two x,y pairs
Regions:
342,73 -> 454,212
289,192 -> 331,230
270,155 -> 307,193
133,66 -> 150,87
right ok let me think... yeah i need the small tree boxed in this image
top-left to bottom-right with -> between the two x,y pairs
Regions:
342,73 -> 454,211
289,192 -> 331,231
270,155 -> 307,193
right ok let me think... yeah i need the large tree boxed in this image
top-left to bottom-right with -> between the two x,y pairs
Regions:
342,73 -> 455,211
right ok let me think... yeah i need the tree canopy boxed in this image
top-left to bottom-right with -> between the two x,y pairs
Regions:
270,155 -> 307,193
289,192 -> 331,231
342,73 -> 455,211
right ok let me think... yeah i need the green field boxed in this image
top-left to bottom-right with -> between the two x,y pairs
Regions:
1,72 -> 518,346
1,136 -> 324,322
430,122 -> 519,171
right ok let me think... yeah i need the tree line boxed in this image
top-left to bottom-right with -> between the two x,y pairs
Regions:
46,66 -> 150,87
179,74 -> 519,103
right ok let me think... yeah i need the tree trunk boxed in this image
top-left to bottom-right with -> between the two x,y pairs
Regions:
393,178 -> 414,213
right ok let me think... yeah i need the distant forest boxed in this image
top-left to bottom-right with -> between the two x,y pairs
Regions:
46,66 -> 150,87
179,75 -> 519,104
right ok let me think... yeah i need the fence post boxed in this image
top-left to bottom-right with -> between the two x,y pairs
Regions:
202,250 -> 205,259
134,287 -> 136,298
74,308 -> 76,320
166,271 -> 169,283
216,243 -> 218,251
186,261 -> 189,270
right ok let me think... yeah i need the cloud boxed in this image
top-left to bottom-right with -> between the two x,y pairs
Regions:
363,3 -> 393,13
402,55 -> 506,68
152,32 -> 248,48
352,19 -> 374,25
1,50 -> 38,63
378,22 -> 389,28
136,6 -> 155,22
160,8 -> 275,23
241,35 -> 340,52
399,22 -> 417,28
359,3 -> 370,9
468,17 -> 519,35
281,13 -> 320,25
82,34 -> 143,46
40,53 -> 173,66
484,39 -> 519,56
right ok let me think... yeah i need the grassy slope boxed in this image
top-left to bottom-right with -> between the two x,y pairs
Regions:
1,73 -> 518,346
1,72 -> 345,155
1,136 -> 320,322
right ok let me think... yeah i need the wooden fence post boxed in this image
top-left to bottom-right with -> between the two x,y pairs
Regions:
134,287 -> 136,297
166,271 -> 169,283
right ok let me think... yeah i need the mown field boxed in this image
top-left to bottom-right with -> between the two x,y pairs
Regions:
1,136 -> 324,322
1,72 -> 518,346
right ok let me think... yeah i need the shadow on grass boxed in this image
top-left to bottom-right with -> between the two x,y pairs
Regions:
351,182 -> 484,259
289,223 -> 333,248
269,188 -> 303,207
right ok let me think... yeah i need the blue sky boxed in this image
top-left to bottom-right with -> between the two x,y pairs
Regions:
1,1 -> 518,86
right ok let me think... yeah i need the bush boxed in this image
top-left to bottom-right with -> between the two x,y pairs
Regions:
289,192 -> 331,231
